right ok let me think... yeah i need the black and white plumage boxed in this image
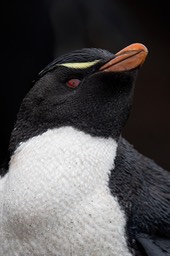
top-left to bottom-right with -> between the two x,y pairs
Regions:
0,43 -> 169,256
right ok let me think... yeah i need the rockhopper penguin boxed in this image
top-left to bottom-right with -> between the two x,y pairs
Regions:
0,43 -> 170,256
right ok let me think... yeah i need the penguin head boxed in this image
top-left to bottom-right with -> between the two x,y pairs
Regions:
10,43 -> 148,153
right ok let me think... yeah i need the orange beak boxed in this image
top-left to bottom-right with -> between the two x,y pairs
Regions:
100,43 -> 148,72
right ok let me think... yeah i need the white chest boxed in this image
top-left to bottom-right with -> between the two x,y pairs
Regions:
0,127 -> 132,256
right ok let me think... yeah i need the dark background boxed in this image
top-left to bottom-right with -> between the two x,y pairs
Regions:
1,0 -> 170,171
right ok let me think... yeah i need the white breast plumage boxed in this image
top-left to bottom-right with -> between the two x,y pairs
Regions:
0,126 -> 132,256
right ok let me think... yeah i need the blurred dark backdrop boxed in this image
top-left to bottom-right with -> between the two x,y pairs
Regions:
1,0 -> 170,171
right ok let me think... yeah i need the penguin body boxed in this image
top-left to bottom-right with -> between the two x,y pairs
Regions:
0,44 -> 170,255
1,127 -> 132,256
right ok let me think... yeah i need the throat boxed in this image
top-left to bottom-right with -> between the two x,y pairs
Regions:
7,127 -> 118,208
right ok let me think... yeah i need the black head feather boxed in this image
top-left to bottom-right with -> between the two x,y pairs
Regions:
9,47 -> 138,154
36,48 -> 114,80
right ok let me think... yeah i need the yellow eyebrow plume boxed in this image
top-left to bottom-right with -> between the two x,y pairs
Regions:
59,60 -> 100,69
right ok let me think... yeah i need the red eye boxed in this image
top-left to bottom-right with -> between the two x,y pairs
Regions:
67,79 -> 81,88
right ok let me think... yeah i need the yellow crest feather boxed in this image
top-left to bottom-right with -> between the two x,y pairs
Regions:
59,60 -> 100,69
